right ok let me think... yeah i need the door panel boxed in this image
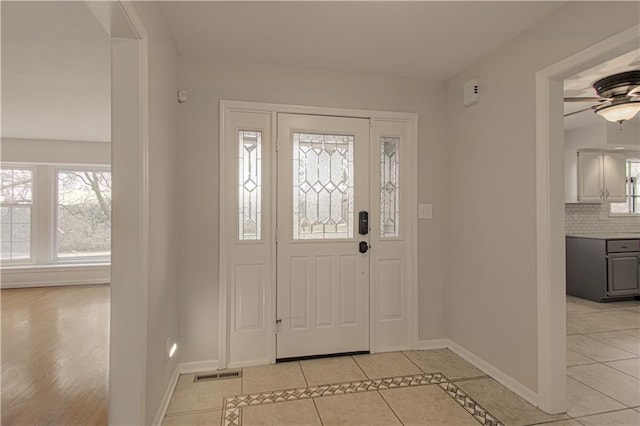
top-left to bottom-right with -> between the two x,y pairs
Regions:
276,113 -> 370,359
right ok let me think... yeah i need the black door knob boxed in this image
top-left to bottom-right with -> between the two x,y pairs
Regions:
359,241 -> 369,254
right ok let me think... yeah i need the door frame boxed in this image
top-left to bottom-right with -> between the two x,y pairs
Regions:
535,24 -> 639,413
219,100 -> 418,369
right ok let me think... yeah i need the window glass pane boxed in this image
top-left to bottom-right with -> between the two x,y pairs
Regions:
380,137 -> 400,237
293,132 -> 354,240
611,160 -> 640,214
238,130 -> 262,240
57,170 -> 111,258
0,168 -> 33,260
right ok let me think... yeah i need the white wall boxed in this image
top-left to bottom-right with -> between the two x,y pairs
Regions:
1,138 -> 110,164
177,58 -> 447,363
445,1 -> 639,394
130,2 -> 180,423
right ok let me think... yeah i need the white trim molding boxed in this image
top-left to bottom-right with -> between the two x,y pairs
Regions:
535,24 -> 640,414
152,366 -> 180,426
0,264 -> 110,289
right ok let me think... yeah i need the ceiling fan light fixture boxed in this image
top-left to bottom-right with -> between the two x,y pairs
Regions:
595,102 -> 640,123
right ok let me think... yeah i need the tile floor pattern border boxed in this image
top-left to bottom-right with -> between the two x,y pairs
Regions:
221,372 -> 503,426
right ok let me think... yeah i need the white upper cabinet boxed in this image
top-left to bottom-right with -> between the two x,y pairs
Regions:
603,152 -> 627,202
577,151 -> 604,203
570,150 -> 627,203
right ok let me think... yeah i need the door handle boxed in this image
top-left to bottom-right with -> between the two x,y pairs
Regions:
359,241 -> 370,254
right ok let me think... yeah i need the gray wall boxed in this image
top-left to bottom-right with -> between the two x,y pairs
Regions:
177,58 -> 448,363
445,1 -> 639,393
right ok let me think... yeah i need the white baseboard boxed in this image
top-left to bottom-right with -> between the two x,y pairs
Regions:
446,341 -> 538,406
227,359 -> 271,369
178,359 -> 219,374
1,279 -> 109,289
417,338 -> 538,407
417,338 -> 451,350
152,366 -> 180,426
1,264 -> 110,289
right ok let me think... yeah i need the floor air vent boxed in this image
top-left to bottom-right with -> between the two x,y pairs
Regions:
193,371 -> 241,383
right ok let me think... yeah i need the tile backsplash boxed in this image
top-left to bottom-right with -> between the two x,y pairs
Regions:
565,203 -> 640,234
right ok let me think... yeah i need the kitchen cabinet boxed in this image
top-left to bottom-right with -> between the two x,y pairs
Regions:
565,150 -> 626,203
566,235 -> 640,302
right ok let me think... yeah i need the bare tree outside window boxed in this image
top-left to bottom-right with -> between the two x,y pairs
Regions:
0,168 -> 33,260
57,170 -> 111,258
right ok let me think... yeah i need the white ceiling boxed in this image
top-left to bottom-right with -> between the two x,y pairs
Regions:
564,49 -> 640,131
1,1 -> 111,142
160,1 -> 566,81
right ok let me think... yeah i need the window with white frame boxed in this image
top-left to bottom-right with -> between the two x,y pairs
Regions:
610,159 -> 640,215
0,164 -> 111,266
56,169 -> 112,259
0,168 -> 33,261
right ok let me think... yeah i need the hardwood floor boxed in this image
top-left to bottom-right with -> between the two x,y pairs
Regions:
1,285 -> 109,425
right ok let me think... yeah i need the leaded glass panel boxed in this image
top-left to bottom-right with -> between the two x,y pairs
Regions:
380,137 -> 400,237
238,130 -> 262,240
293,133 -> 354,239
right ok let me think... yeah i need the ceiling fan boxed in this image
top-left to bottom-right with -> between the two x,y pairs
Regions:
564,70 -> 640,124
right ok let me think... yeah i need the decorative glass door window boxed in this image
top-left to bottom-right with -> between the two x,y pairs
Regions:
293,133 -> 354,239
238,130 -> 262,240
380,137 -> 400,237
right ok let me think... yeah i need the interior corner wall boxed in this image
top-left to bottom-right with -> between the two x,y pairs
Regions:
177,58 -> 448,364
130,2 -> 180,423
444,1 -> 639,394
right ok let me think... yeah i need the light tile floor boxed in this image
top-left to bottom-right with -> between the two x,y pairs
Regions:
162,296 -> 640,426
565,295 -> 640,425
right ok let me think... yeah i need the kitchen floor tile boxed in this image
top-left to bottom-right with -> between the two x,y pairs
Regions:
604,358 -> 640,379
314,391 -> 401,426
162,410 -> 222,426
566,376 -> 625,417
586,330 -> 640,355
454,377 -> 568,426
402,349 -> 486,380
567,312 -> 636,335
574,408 -> 640,426
242,399 -> 321,426
567,349 -> 596,367
567,363 -> 640,407
166,375 -> 241,415
242,362 -> 307,394
567,335 -> 637,362
379,385 -> 478,425
353,352 -> 422,379
299,356 -> 366,386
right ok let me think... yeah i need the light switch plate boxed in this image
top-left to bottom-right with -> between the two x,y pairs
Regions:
418,203 -> 433,219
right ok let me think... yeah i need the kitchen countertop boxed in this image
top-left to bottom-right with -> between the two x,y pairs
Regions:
566,233 -> 640,240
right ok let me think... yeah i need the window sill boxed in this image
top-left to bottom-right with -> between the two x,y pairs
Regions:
1,263 -> 110,273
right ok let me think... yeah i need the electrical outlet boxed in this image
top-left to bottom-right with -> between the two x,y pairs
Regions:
418,203 -> 433,219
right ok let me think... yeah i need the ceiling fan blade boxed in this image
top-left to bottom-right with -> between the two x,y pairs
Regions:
564,106 -> 597,117
629,85 -> 640,96
564,97 -> 609,102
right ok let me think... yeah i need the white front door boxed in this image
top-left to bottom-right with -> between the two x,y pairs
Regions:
276,113 -> 370,359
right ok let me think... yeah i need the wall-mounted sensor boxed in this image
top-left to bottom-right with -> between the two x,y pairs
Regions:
463,78 -> 479,107
177,90 -> 188,103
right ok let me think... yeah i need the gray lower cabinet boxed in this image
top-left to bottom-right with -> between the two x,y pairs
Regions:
566,236 -> 640,302
607,254 -> 640,297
